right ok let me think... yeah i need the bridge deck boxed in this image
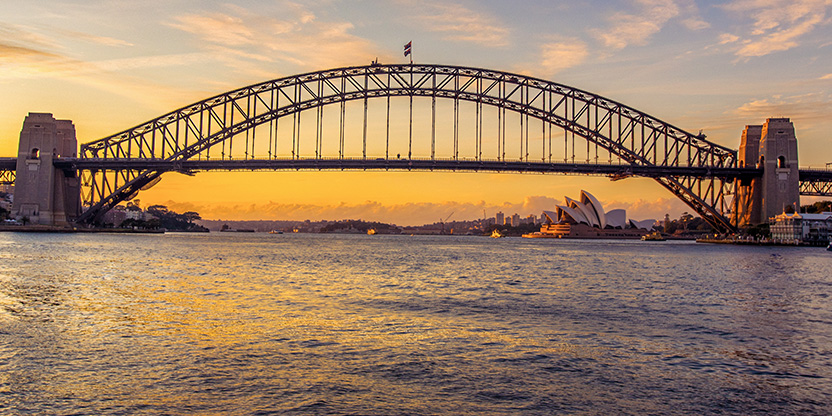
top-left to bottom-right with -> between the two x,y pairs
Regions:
54,158 -> 759,179
6,155 -> 832,181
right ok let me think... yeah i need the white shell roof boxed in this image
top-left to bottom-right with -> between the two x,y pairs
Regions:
580,190 -> 607,229
556,205 -> 589,225
606,209 -> 626,229
565,196 -> 599,227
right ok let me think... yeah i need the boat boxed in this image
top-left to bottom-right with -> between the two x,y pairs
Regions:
641,230 -> 666,241
827,241 -> 831,251
269,230 -> 283,234
490,229 -> 504,238
367,228 -> 377,235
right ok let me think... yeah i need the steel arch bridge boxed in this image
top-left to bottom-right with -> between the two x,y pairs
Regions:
62,63 -> 785,230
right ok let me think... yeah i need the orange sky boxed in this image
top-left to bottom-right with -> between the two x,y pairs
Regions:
2,1 -> 831,224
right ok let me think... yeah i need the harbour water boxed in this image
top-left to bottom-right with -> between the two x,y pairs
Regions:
1,232 -> 831,414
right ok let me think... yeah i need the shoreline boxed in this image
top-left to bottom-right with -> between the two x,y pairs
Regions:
695,237 -> 827,247
0,225 -> 165,234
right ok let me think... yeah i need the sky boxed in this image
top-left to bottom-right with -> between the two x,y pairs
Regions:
1,0 -> 831,225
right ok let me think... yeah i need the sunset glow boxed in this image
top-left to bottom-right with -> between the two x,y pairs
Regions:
2,0 -> 830,224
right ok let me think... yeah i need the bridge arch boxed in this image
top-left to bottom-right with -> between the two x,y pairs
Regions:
76,64 -> 739,230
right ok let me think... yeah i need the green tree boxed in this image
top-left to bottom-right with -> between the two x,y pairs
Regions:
801,200 -> 832,213
183,211 -> 201,223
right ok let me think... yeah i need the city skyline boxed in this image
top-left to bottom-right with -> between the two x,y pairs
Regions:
2,0 -> 831,224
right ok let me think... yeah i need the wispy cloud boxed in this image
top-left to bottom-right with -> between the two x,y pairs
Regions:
167,3 -> 379,71
0,22 -> 190,79
409,1 -> 510,47
718,33 -> 740,45
0,23 -> 60,62
595,0 -> 687,49
719,0 -> 832,57
51,28 -> 134,47
0,22 -> 209,112
732,93 -> 832,123
539,40 -> 589,74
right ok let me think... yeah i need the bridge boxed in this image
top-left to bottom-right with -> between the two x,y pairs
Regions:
2,63 -> 831,232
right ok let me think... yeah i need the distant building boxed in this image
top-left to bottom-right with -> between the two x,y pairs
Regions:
524,190 -> 654,239
495,211 -> 504,226
770,211 -> 832,244
103,206 -> 128,227
511,213 -> 521,227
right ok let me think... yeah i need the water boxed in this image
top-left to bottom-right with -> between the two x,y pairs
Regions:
1,232 -> 831,415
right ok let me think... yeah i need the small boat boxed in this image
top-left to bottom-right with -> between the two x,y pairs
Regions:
491,229 -> 504,238
641,230 -> 666,241
269,230 -> 283,234
367,228 -> 377,235
827,241 -> 831,251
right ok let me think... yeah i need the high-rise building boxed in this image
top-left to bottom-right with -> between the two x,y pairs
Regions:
495,211 -> 504,226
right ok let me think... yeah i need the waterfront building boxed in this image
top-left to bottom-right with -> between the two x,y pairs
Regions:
770,211 -> 832,244
511,213 -> 521,227
524,190 -> 654,239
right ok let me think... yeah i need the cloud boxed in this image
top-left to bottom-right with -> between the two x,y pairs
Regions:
51,28 -> 134,47
156,193 -> 688,226
718,33 -> 740,45
604,197 -> 688,221
166,3 -> 380,71
158,195 -> 565,226
540,40 -> 589,74
0,23 -> 194,79
0,43 -> 58,60
821,73 -> 832,80
719,0 -> 832,57
731,93 -> 832,123
410,2 -> 510,47
0,23 -> 61,62
595,0 -> 682,48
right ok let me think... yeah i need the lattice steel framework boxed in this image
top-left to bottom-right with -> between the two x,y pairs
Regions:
799,169 -> 832,196
0,169 -> 13,185
77,64 -> 740,229
0,159 -> 15,185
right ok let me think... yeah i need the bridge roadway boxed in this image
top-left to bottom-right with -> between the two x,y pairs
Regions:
58,157 -> 762,178
4,155 -> 832,187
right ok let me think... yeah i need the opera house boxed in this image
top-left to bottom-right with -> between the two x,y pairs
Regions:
523,190 -> 655,239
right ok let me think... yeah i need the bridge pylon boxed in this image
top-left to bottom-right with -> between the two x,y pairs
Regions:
733,118 -> 800,227
11,113 -> 81,226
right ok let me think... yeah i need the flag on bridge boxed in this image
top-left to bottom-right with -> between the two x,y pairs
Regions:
404,41 -> 412,57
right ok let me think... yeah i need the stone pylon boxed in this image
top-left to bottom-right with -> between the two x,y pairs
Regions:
733,118 -> 799,227
11,113 -> 81,225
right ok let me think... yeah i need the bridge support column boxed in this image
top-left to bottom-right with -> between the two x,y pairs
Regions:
11,113 -> 80,226
734,118 -> 799,227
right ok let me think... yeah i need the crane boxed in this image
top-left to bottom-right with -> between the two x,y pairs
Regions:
439,211 -> 455,234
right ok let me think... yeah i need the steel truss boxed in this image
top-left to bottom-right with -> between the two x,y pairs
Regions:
77,64 -> 741,229
0,158 -> 15,185
799,169 -> 832,196
0,170 -> 14,185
